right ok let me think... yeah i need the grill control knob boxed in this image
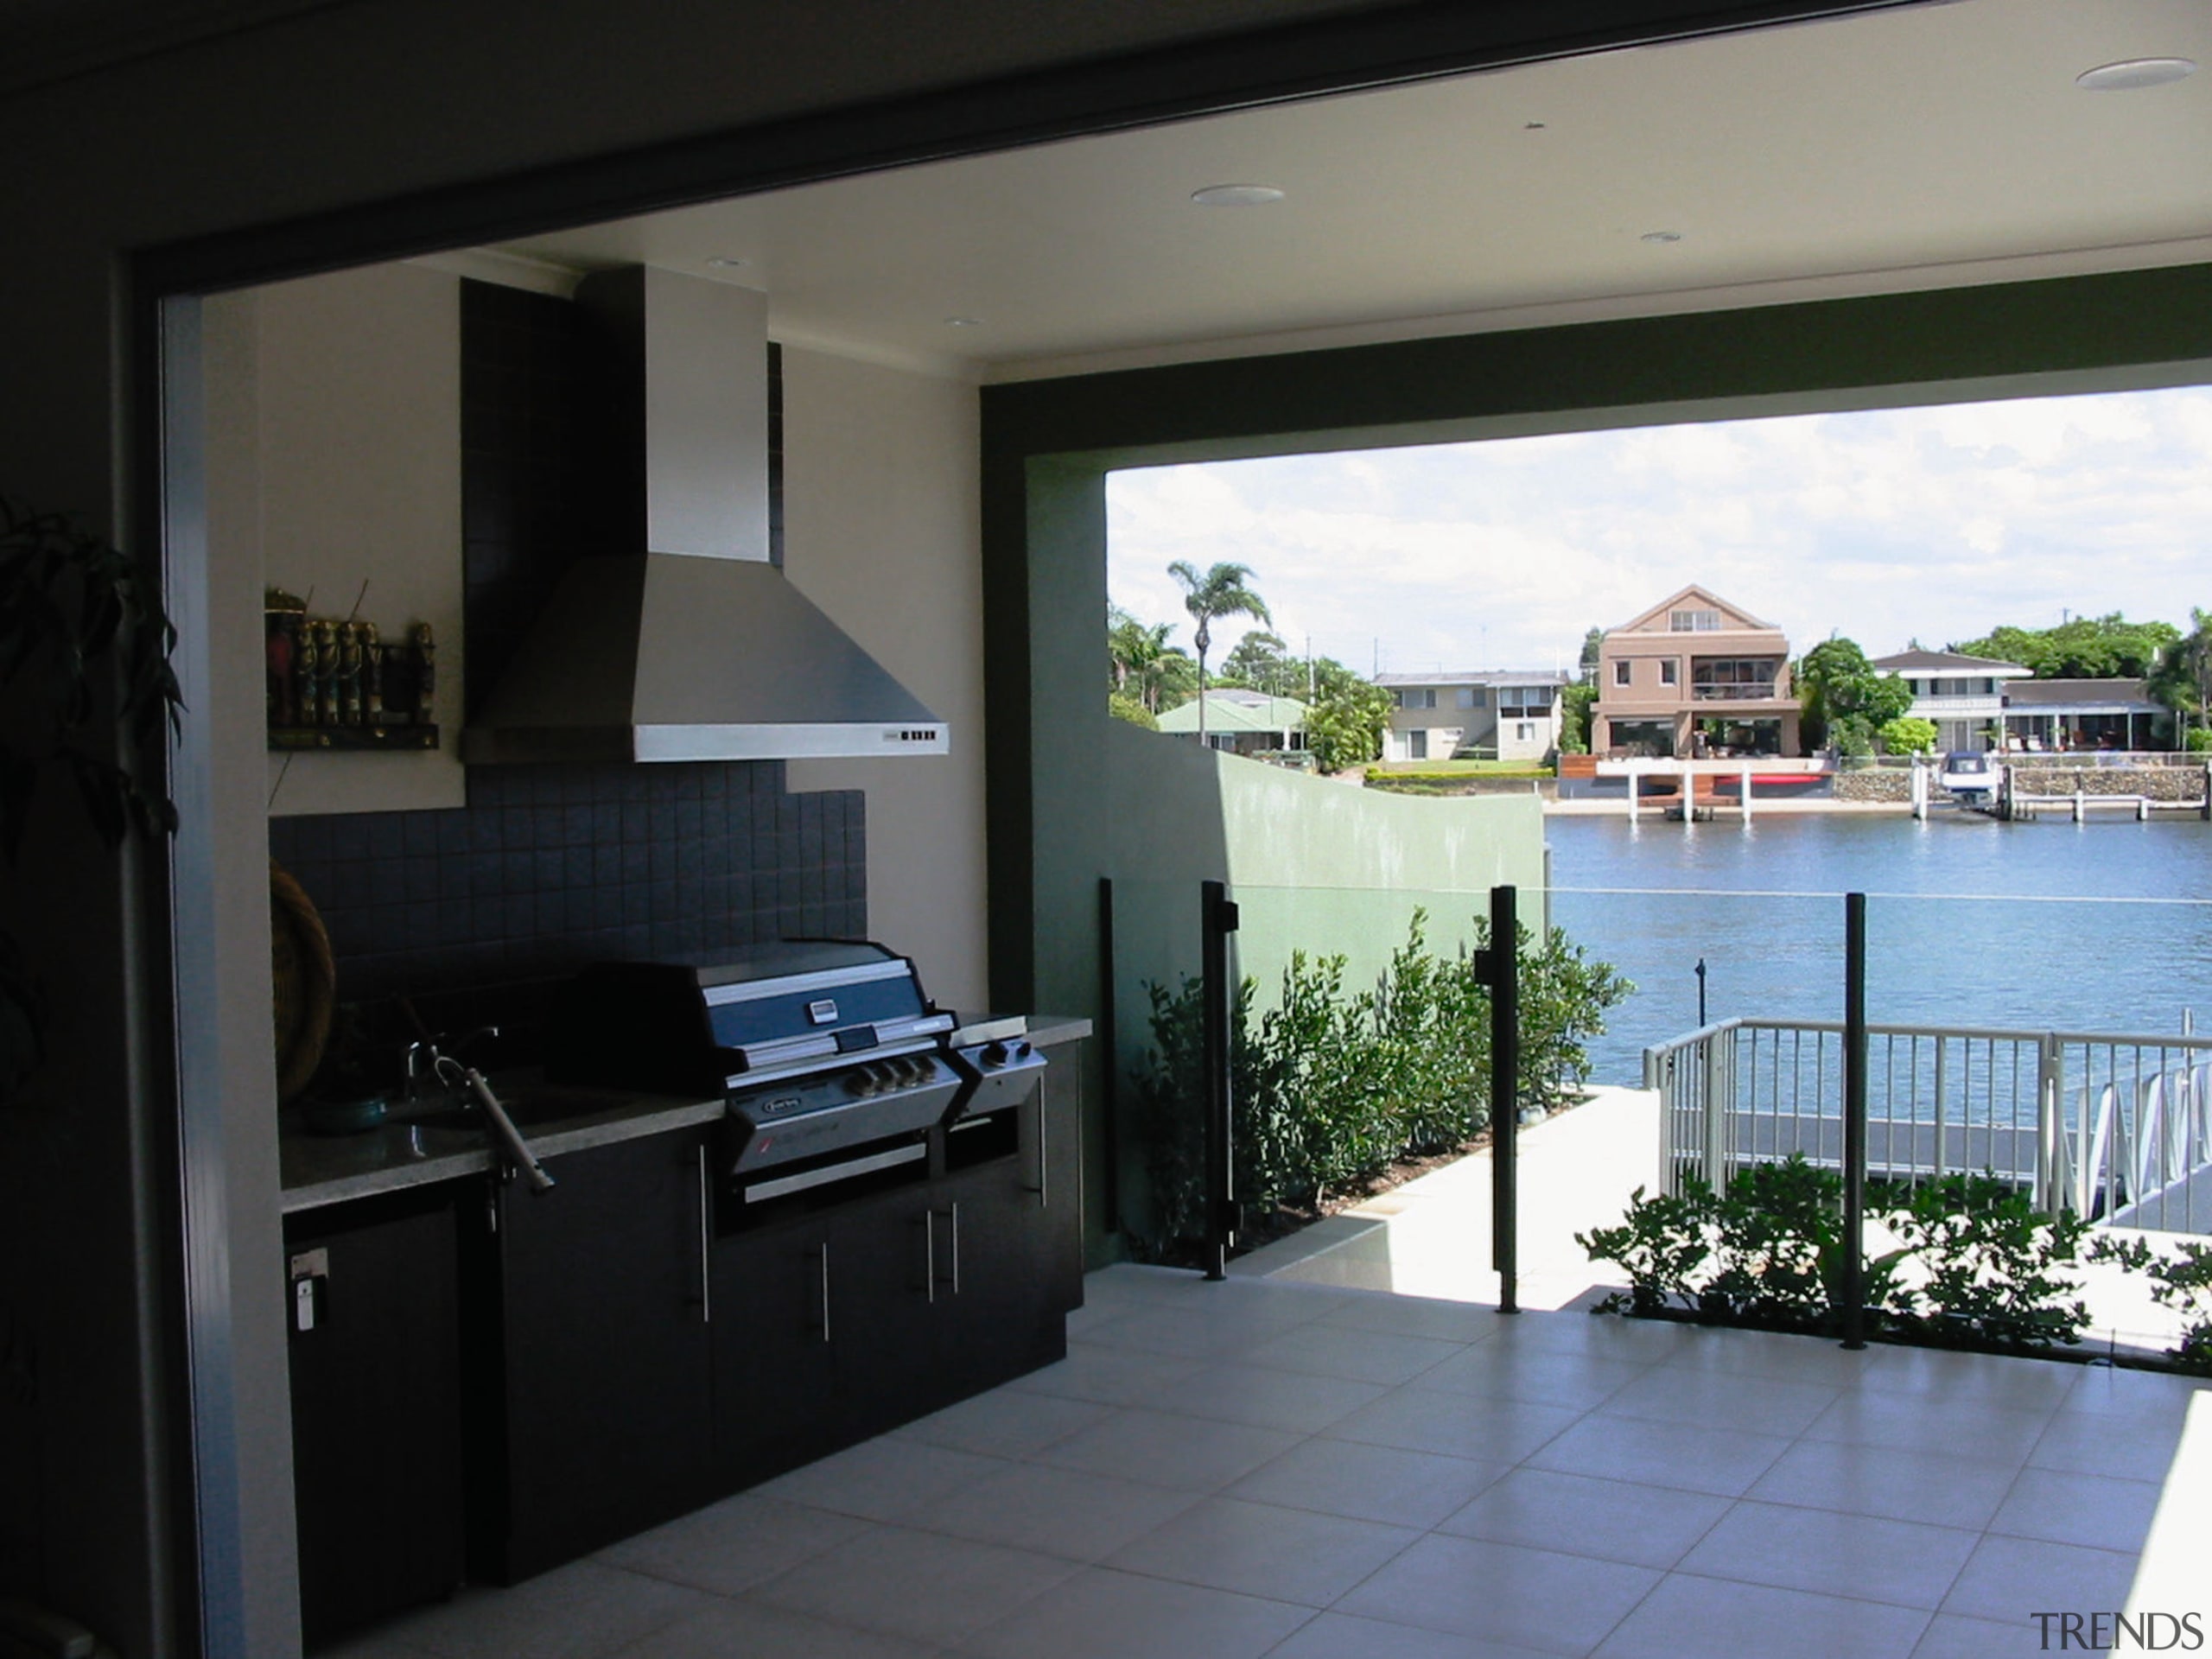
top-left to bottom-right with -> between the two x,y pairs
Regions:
843,1071 -> 871,1096
982,1042 -> 1009,1067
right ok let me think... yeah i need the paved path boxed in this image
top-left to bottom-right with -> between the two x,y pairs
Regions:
1234,1085 -> 1660,1309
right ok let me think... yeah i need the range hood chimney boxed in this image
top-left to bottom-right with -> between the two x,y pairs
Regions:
461,266 -> 949,765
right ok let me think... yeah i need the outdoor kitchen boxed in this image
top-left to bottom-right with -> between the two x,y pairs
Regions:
222,257 -> 1080,1647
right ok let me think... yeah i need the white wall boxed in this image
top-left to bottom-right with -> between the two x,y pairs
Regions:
254,264 -> 466,817
784,349 -> 988,1011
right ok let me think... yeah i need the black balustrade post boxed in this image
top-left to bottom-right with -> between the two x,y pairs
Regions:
1841,891 -> 1868,1351
1201,880 -> 1239,1281
1481,885 -> 1521,1316
1098,878 -> 1121,1236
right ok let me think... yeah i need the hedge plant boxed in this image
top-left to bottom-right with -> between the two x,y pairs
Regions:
1128,909 -> 1627,1261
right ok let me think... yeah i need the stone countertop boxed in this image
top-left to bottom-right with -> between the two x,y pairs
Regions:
279,1071 -> 723,1214
280,1015 -> 1091,1214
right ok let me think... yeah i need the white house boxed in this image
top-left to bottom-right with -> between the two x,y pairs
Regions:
1376,671 -> 1567,764
1870,649 -> 2031,751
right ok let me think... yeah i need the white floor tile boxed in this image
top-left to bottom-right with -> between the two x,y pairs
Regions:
1674,1500 -> 1980,1611
612,1597 -> 941,1659
1035,1407 -> 1300,1492
954,1566 -> 1313,1659
1321,1388 -> 1584,1464
594,1490 -> 871,1597
1986,1465 -> 2163,1554
1801,1393 -> 2052,1465
1004,1341 -> 1208,1406
1334,1534 -> 1660,1653
1315,1293 -> 1515,1344
1527,1414 -> 1793,1498
1410,1343 -> 1652,1412
894,1386 -> 1114,1459
1911,1611 -> 2048,1658
905,1460 -> 1202,1562
1594,1573 -> 1929,1659
1239,1323 -> 1468,1385
1229,1436 -> 1509,1529
1104,1495 -> 1419,1605
2028,1409 -> 2196,1483
1264,1611 -> 1564,1659
747,1522 -> 1077,1646
1938,1535 -> 2141,1625
387,1560 -> 715,1659
753,1436 -> 1010,1522
1437,1467 -> 1732,1570
1597,1365 -> 1840,1438
1747,1440 -> 2024,1531
1131,1359 -> 1387,1433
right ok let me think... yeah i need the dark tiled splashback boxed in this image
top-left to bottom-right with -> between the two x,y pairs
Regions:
269,761 -> 866,1001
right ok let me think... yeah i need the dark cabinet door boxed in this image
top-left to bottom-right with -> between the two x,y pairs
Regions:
830,1192 -> 952,1438
286,1186 -> 465,1649
480,1125 -> 715,1582
711,1217 -> 838,1487
933,1153 -> 1056,1397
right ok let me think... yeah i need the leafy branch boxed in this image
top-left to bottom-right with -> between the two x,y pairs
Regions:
1,496 -> 185,1103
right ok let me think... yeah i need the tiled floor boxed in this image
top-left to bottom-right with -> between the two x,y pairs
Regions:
334,1266 -> 2211,1659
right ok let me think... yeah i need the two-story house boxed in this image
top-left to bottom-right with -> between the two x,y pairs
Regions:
1592,586 -> 1800,758
1376,671 -> 1567,763
1870,649 -> 2031,751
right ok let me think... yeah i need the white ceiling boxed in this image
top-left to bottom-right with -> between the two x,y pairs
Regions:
482,0 -> 2212,383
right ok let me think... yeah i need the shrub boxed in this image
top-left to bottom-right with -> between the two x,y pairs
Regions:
1126,909 -> 1628,1260
1581,1159 -> 2087,1351
2086,1235 -> 2212,1372
1886,1174 -> 2090,1349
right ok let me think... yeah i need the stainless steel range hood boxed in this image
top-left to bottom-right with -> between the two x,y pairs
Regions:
461,265 -> 948,765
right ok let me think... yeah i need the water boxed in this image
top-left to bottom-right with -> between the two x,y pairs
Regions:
1545,811 -> 2212,1085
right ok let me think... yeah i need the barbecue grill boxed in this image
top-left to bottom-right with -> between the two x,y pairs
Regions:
546,941 -> 1045,1204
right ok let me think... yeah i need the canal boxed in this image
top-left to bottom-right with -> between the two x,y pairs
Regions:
1545,810 -> 2212,1086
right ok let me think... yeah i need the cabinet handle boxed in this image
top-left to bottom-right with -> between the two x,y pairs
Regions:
813,1243 -> 831,1344
923,1209 -> 937,1304
696,1146 -> 712,1325
948,1200 -> 961,1295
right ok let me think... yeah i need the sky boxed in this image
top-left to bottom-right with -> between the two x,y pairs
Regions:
1104,385 -> 2212,678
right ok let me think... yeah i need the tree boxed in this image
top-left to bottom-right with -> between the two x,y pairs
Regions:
1877,715 -> 1938,755
1166,561 -> 1270,741
2150,608 -> 2212,747
1106,606 -> 1196,715
1219,630 -> 1307,700
1109,691 -> 1159,730
1304,657 -> 1390,772
1559,682 -> 1597,753
1949,613 -> 2180,680
1795,636 -> 1911,756
1577,626 -> 1605,685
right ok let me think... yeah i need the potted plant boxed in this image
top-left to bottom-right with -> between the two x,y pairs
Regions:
0,496 -> 182,1105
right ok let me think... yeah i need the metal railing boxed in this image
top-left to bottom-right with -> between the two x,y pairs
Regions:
1644,1019 -> 2212,1234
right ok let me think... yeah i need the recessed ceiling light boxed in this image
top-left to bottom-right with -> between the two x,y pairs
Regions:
1190,183 -> 1286,207
2075,57 -> 2196,92
705,256 -> 749,269
944,316 -> 983,328
1640,230 -> 1683,245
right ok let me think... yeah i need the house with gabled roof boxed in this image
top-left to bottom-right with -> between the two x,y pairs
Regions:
1592,585 -> 1800,758
1871,648 -> 2032,751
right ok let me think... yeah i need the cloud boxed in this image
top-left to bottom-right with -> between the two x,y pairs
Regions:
1107,385 -> 2212,671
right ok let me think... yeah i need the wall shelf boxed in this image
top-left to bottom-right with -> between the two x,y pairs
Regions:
270,724 -> 440,753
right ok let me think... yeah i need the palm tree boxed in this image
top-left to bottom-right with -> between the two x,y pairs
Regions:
1166,561 -> 1271,741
